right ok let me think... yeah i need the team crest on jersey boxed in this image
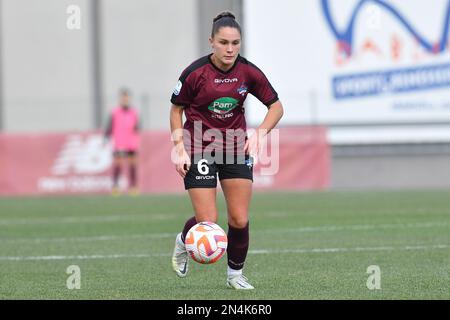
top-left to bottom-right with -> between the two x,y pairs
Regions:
208,97 -> 239,114
237,83 -> 248,96
245,157 -> 254,169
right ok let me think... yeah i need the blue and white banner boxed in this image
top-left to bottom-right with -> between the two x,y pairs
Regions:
333,63 -> 450,99
245,0 -> 450,126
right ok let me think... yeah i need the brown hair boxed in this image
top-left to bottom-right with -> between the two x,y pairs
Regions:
211,11 -> 241,38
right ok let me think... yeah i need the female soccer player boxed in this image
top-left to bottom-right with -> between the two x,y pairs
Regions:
170,12 -> 283,289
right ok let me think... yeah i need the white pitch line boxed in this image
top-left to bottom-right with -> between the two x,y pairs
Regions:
1,233 -> 176,244
1,221 -> 448,244
0,253 -> 170,261
250,244 -> 449,254
265,221 -> 450,234
0,213 -> 178,226
0,244 -> 447,262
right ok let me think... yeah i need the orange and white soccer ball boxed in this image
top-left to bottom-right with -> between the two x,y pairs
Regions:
185,222 -> 228,264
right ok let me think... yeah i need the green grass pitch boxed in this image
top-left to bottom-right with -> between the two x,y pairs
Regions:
0,191 -> 449,299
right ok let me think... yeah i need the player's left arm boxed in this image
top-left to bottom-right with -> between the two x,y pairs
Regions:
257,100 -> 284,134
244,100 -> 283,155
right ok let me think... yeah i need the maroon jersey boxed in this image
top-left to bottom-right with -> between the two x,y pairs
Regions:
171,54 -> 278,155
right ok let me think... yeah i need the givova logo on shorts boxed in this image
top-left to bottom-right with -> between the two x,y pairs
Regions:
208,97 -> 239,114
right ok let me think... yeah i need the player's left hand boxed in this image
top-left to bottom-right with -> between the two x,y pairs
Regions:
244,133 -> 260,157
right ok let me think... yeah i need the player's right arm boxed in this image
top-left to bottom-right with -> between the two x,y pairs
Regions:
171,61 -> 200,178
170,104 -> 191,178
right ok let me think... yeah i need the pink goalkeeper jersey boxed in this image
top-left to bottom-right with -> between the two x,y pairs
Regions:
111,106 -> 139,151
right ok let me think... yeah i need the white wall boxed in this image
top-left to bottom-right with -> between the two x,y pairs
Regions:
2,0 -> 199,132
102,0 -> 199,130
3,0 -> 91,132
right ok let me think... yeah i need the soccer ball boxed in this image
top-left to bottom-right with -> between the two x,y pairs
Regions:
185,222 -> 228,264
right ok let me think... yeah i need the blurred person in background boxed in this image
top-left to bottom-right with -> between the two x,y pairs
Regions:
104,88 -> 140,196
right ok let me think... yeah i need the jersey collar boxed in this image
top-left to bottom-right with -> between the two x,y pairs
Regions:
208,53 -> 240,74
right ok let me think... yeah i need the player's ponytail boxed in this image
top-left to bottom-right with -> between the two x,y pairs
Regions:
211,11 -> 241,37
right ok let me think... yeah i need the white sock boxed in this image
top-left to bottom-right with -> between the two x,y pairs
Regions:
227,266 -> 242,278
177,233 -> 186,247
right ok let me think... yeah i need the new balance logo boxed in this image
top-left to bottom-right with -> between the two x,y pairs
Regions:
51,134 -> 111,175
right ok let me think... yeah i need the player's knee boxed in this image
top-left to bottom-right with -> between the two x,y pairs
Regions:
228,215 -> 248,229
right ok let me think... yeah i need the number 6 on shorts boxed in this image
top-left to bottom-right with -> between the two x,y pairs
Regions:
197,159 -> 209,175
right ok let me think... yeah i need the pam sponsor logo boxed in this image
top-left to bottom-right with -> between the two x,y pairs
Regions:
208,97 -> 239,114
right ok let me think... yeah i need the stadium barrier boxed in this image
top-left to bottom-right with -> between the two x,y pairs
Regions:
0,127 -> 330,196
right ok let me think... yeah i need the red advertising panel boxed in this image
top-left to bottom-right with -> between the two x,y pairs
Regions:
0,128 -> 329,196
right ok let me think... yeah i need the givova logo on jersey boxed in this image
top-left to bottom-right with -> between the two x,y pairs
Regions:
208,97 -> 239,115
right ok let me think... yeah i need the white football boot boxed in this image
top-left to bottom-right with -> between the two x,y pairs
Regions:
171,233 -> 189,277
227,274 -> 255,290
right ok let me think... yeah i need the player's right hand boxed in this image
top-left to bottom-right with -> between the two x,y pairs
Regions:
174,146 -> 191,178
